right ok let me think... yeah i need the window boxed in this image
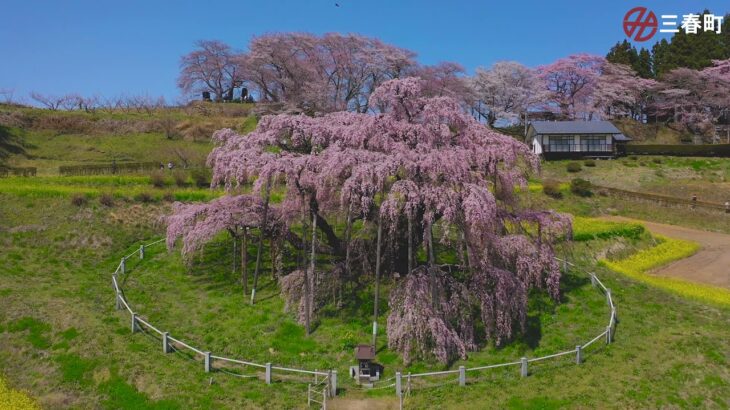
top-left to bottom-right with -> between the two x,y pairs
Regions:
580,135 -> 611,152
546,136 -> 574,152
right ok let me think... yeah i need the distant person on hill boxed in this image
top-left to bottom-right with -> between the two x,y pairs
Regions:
159,162 -> 164,170
167,161 -> 174,171
691,193 -> 697,210
725,201 -> 729,214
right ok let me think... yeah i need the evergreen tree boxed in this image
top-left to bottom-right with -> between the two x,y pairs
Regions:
606,40 -> 638,66
635,48 -> 653,78
612,11 -> 729,78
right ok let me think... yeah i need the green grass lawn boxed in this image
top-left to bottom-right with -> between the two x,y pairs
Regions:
1,187 -> 729,409
5,129 -> 214,175
540,156 -> 730,204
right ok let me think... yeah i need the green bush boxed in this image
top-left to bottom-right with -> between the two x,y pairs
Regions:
99,192 -> 114,207
150,171 -> 166,188
173,170 -> 188,187
71,193 -> 88,206
135,192 -> 154,203
542,179 -> 563,199
566,162 -> 582,173
191,168 -> 211,188
583,159 -> 596,167
570,178 -> 592,197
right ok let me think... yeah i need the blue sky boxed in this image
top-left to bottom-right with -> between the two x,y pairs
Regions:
1,0 -> 727,103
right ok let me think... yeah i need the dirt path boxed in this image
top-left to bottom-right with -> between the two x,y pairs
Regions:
602,216 -> 730,289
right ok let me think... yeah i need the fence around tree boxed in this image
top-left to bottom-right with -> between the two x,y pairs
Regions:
391,256 -> 618,408
111,239 -> 618,409
110,238 -> 338,407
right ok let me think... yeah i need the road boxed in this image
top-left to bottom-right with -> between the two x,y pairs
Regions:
603,216 -> 730,289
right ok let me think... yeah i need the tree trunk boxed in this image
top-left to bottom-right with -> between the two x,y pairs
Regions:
372,217 -> 383,348
305,210 -> 316,335
427,224 -> 437,310
250,179 -> 271,305
242,228 -> 248,295
407,215 -> 413,274
232,234 -> 237,275
343,203 -> 353,304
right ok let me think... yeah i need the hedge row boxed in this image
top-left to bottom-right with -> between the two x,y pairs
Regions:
572,217 -> 645,242
626,144 -> 730,157
0,167 -> 37,177
59,162 -> 160,176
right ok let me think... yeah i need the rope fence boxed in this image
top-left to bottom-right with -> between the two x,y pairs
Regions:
110,238 -> 338,406
390,255 -> 618,401
111,238 -> 618,408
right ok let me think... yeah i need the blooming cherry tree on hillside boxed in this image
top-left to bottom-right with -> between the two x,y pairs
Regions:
167,77 -> 571,364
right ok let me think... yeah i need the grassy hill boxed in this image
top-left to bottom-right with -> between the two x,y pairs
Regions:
0,103 -> 258,175
1,105 -> 729,408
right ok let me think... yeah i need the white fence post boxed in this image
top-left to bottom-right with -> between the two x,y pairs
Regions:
395,371 -> 402,397
459,366 -> 465,386
590,273 -> 597,287
606,288 -> 612,306
131,313 -> 138,333
163,332 -> 170,353
115,291 -> 122,310
520,357 -> 528,377
322,386 -> 327,410
576,345 -> 582,364
265,363 -> 272,384
139,245 -> 145,259
606,326 -> 612,344
204,351 -> 211,372
121,257 -> 126,274
330,370 -> 337,397
307,384 -> 311,406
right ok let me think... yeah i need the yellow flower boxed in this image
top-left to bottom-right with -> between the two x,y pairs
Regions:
0,377 -> 39,410
600,235 -> 730,307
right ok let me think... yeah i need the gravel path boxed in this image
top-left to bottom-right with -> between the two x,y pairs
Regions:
603,216 -> 730,289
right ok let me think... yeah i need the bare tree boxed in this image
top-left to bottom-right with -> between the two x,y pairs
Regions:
0,88 -> 15,104
178,40 -> 244,102
30,92 -> 68,110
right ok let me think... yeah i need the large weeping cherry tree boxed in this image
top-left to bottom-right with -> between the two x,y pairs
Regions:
166,77 -> 572,364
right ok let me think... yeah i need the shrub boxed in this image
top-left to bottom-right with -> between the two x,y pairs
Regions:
566,162 -> 582,173
639,161 -> 647,166
652,158 -> 662,164
135,192 -> 153,203
572,217 -> 645,241
99,192 -> 114,207
629,155 -> 638,160
163,192 -> 175,202
150,171 -> 166,188
70,193 -> 88,207
542,179 -> 562,199
583,159 -> 596,167
173,170 -> 188,187
570,178 -> 592,197
191,168 -> 211,188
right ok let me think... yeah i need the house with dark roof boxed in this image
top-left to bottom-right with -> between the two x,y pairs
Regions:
527,121 -> 632,160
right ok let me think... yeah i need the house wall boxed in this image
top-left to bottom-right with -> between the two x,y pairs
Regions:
539,134 -> 613,152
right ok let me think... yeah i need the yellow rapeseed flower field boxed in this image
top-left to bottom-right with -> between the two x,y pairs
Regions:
0,376 -> 38,410
600,235 -> 730,307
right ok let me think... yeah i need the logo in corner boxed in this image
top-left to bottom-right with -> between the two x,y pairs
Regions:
623,6 -> 658,42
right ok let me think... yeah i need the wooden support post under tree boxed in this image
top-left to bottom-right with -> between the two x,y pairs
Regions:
372,216 -> 383,348
343,203 -> 353,302
305,209 -> 316,335
250,179 -> 271,305
241,228 -> 248,295
407,215 -> 413,274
